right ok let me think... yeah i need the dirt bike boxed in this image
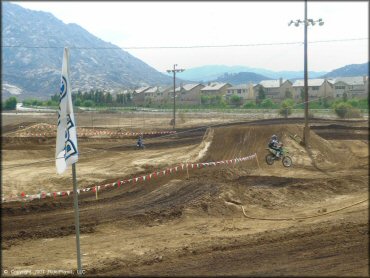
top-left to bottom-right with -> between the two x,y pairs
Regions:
136,143 -> 145,150
265,144 -> 292,167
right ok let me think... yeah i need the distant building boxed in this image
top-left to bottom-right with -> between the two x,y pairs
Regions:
292,79 -> 334,101
226,83 -> 255,103
132,86 -> 151,105
201,82 -> 232,96
330,76 -> 368,99
175,83 -> 205,105
259,78 -> 294,102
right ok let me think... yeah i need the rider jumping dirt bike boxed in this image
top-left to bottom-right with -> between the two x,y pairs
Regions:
265,135 -> 292,167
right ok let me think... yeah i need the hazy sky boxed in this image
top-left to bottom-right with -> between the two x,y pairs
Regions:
14,1 -> 369,72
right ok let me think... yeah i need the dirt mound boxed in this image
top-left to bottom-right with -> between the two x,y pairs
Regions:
203,124 -> 362,171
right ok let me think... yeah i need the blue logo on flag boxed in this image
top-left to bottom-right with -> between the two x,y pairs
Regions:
60,76 -> 67,100
64,114 -> 78,160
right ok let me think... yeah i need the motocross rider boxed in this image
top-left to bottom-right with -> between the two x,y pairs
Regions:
268,134 -> 283,157
137,135 -> 144,148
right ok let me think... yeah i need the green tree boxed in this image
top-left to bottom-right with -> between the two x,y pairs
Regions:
243,101 -> 256,109
279,98 -> 295,118
256,86 -> 266,105
82,100 -> 94,107
358,98 -> 369,109
116,93 -> 124,105
201,95 -> 210,106
334,101 -> 361,118
230,95 -> 243,107
348,99 -> 359,108
51,93 -> 59,102
300,88 -> 305,101
4,96 -> 17,110
284,89 -> 293,99
342,92 -> 348,102
46,100 -> 58,107
261,98 -> 274,109
105,92 -> 113,104
74,99 -> 82,106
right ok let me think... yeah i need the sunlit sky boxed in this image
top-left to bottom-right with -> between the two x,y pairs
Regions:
14,1 -> 369,72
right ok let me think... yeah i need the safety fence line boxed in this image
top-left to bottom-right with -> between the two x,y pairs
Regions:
6,130 -> 177,138
2,153 -> 257,203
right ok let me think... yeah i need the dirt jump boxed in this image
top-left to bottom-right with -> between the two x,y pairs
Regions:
1,116 -> 368,276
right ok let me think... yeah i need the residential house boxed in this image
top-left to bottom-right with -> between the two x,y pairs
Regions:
331,76 -> 368,99
292,79 -> 335,101
226,83 -> 255,103
200,82 -> 232,96
175,83 -> 205,105
143,86 -> 159,105
259,78 -> 294,102
132,86 -> 150,106
153,86 -> 172,105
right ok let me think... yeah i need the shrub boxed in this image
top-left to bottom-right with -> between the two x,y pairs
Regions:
82,100 -> 95,107
279,98 -> 295,118
348,99 -> 359,108
229,95 -> 243,107
260,98 -> 274,109
243,101 -> 256,109
334,102 -> 361,118
4,96 -> 17,110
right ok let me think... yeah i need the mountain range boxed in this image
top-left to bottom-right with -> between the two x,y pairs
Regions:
176,65 -> 329,82
179,62 -> 369,83
2,2 -> 172,99
323,62 -> 369,78
2,3 -> 369,100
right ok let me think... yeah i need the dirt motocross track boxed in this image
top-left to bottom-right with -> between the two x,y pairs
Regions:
1,117 -> 369,277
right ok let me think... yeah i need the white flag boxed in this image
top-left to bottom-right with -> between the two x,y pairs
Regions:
55,47 -> 78,174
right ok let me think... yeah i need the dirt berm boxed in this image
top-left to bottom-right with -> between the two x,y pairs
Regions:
2,122 -> 368,276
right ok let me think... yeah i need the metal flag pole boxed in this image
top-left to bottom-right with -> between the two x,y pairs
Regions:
72,163 -> 82,275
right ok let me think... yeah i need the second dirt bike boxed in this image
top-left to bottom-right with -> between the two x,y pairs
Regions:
265,145 -> 292,167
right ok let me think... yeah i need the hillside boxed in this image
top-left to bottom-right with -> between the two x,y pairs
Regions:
2,2 -> 172,99
214,72 -> 271,84
180,65 -> 328,82
322,62 -> 369,78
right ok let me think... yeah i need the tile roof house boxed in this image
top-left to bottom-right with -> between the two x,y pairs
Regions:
132,86 -> 151,105
259,78 -> 294,102
330,76 -> 368,99
154,86 -> 174,105
226,83 -> 255,103
292,79 -> 334,100
175,83 -> 205,105
200,82 -> 232,96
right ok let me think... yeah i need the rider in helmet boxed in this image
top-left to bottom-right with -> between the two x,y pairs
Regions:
268,134 -> 283,157
137,135 -> 144,148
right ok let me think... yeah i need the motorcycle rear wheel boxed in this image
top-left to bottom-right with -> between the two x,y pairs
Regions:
282,156 -> 292,167
265,154 -> 275,165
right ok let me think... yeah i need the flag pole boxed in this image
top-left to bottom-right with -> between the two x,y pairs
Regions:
56,47 -> 83,275
72,163 -> 82,274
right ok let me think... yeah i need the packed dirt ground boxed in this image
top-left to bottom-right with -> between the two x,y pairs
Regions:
1,111 -> 369,276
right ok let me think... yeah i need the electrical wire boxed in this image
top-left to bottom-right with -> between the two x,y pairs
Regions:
1,38 -> 367,50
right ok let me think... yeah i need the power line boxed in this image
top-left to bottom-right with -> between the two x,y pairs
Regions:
1,38 -> 368,50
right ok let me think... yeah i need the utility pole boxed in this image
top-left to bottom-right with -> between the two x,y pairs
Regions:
289,0 -> 324,146
167,64 -> 185,130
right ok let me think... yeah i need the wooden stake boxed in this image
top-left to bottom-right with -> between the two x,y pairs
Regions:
95,185 -> 98,200
255,153 -> 261,170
